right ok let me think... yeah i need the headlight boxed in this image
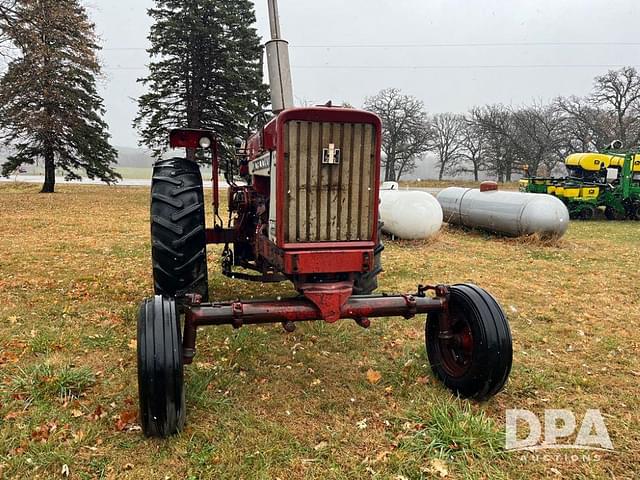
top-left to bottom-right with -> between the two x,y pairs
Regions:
199,136 -> 212,149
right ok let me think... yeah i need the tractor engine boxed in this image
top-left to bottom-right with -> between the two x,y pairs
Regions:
227,108 -> 381,296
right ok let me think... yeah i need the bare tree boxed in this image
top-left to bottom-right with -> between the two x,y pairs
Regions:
458,112 -> 487,181
508,103 -> 566,176
364,88 -> 430,181
427,112 -> 465,180
590,66 -> 640,147
555,96 -> 614,153
471,105 -> 519,182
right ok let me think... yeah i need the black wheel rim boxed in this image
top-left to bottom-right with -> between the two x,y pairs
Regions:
437,304 -> 474,378
581,208 -> 594,220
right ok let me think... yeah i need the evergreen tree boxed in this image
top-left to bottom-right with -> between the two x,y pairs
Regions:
0,0 -> 119,193
0,1 -> 17,57
135,0 -> 268,159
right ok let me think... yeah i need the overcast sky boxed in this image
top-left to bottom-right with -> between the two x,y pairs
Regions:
93,0 -> 640,148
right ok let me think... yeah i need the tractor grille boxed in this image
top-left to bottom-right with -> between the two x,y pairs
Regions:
283,120 -> 377,243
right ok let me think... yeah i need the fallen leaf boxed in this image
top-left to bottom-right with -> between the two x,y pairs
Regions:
128,339 -> 137,350
10,442 -> 28,456
416,376 -> 430,385
71,409 -> 83,418
356,418 -> 368,430
426,459 -> 448,478
4,411 -> 22,420
375,450 -> 391,463
88,405 -> 107,421
314,441 -> 328,451
115,410 -> 138,431
31,424 -> 50,443
366,369 -> 382,384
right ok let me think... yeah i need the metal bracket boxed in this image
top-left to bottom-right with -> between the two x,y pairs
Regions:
402,295 -> 417,319
416,284 -> 449,299
231,302 -> 244,329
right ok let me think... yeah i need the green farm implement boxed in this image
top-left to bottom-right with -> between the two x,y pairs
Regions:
520,148 -> 640,220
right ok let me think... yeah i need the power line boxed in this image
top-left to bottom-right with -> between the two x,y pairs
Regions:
103,63 -> 640,72
292,64 -> 640,70
293,41 -> 640,48
102,41 -> 640,51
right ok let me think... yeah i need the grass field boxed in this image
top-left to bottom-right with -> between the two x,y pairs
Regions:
0,183 -> 638,479
114,167 -> 153,180
14,166 -> 208,181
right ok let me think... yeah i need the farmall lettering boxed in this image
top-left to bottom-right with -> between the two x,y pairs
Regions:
249,152 -> 272,176
136,0 -> 514,439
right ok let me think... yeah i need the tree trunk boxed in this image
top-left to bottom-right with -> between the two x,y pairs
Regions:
473,165 -> 479,181
438,163 -> 446,181
41,145 -> 55,193
385,159 -> 396,182
386,168 -> 396,182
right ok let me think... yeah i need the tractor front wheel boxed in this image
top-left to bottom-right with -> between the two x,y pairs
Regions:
425,284 -> 512,400
151,158 -> 209,302
137,296 -> 185,437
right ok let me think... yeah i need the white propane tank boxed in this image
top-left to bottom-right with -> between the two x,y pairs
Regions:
379,189 -> 443,240
436,186 -> 570,238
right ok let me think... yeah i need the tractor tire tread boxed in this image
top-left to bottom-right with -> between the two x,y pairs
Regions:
137,296 -> 185,438
175,249 -> 207,272
172,225 -> 205,248
151,176 -> 183,186
152,193 -> 184,209
151,158 -> 209,301
171,202 -> 204,222
152,239 -> 184,258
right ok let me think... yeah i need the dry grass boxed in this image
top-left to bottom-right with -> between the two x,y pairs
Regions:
0,182 -> 638,479
399,180 -> 520,190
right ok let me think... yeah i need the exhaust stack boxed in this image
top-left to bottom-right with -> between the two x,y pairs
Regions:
266,0 -> 294,113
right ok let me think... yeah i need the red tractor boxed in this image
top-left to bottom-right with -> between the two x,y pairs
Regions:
137,1 -> 512,438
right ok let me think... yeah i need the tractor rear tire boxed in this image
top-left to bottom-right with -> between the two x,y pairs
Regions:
425,284 -> 512,400
151,158 -> 209,302
353,223 -> 384,295
137,296 -> 185,437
